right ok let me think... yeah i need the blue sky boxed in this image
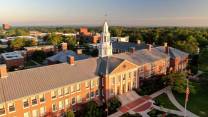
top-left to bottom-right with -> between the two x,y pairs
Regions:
0,0 -> 208,26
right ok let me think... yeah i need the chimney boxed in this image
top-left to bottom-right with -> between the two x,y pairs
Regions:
68,56 -> 75,65
61,42 -> 68,51
129,47 -> 135,53
164,42 -> 169,54
76,49 -> 83,55
147,44 -> 152,51
0,64 -> 8,79
137,40 -> 141,44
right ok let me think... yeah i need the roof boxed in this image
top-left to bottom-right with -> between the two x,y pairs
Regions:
155,46 -> 189,58
112,42 -> 147,52
114,47 -> 169,66
47,50 -> 90,63
0,58 -> 100,103
97,56 -> 124,75
1,51 -> 25,60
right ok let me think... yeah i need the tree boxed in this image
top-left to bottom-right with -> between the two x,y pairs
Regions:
107,96 -> 121,114
83,101 -> 102,117
10,38 -> 25,50
162,72 -> 195,94
63,36 -> 77,50
66,110 -> 75,117
31,50 -> 47,63
48,33 -> 62,46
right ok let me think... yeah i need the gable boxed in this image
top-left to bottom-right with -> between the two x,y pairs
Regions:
110,60 -> 138,74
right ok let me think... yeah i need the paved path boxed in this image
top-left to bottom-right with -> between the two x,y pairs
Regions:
153,105 -> 184,116
166,89 -> 199,117
149,86 -> 171,98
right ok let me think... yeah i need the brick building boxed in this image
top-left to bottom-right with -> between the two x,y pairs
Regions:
0,21 -> 189,117
2,24 -> 11,30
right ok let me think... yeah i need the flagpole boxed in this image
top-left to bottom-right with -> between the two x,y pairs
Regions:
184,79 -> 189,117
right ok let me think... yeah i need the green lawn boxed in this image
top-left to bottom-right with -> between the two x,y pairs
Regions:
173,82 -> 208,117
154,94 -> 178,110
24,60 -> 37,67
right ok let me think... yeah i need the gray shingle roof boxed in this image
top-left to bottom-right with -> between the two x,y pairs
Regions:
112,42 -> 147,51
155,46 -> 189,58
47,50 -> 89,63
0,58 -> 100,103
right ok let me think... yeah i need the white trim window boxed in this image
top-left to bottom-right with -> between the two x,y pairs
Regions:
58,89 -> 63,97
85,81 -> 90,88
64,87 -> 70,95
51,90 -> 58,99
91,80 -> 95,88
0,104 -> 5,116
59,100 -> 64,110
24,112 -> 30,117
8,101 -> 15,112
23,98 -> 29,109
77,95 -> 82,103
71,97 -> 76,105
76,83 -> 81,91
65,99 -> 69,108
40,106 -> 46,116
52,103 -> 57,112
31,95 -> 38,106
39,94 -> 45,103
32,109 -> 39,117
71,85 -> 76,93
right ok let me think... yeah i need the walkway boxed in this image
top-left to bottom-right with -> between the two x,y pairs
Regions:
108,91 -> 153,117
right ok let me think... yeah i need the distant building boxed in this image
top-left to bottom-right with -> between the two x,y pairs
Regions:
111,36 -> 129,42
1,51 -> 26,69
24,45 -> 55,57
80,27 -> 92,36
2,24 -> 11,30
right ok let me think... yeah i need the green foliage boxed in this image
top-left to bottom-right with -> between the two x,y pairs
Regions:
174,36 -> 199,54
198,48 -> 208,74
83,101 -> 102,117
63,36 -> 77,50
162,72 -> 196,94
107,96 -> 121,114
120,112 -> 142,117
31,50 -> 47,63
10,38 -> 37,50
48,33 -> 62,45
66,110 -> 75,117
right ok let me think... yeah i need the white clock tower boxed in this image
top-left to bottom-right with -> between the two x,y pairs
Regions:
98,21 -> 113,57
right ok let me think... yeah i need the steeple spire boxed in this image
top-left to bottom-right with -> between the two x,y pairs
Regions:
98,21 -> 112,57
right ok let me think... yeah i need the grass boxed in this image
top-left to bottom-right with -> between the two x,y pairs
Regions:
154,94 -> 178,110
173,82 -> 208,117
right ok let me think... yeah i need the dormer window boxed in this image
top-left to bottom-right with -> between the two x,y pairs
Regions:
0,104 -> 5,115
8,102 -> 15,112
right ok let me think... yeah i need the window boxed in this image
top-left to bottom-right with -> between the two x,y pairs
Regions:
52,103 -> 57,112
0,104 -> 5,115
32,109 -> 38,117
96,90 -> 99,96
91,80 -> 95,88
71,85 -> 76,93
65,99 -> 69,108
59,101 -> 64,110
134,71 -> 137,77
24,112 -> 30,117
51,90 -> 57,99
129,72 -> 131,78
117,75 -> 121,83
64,87 -> 70,95
40,106 -> 46,116
77,95 -> 82,103
96,79 -> 99,86
58,89 -> 63,97
102,89 -> 104,96
123,74 -> 126,80
85,81 -> 90,88
76,83 -> 80,91
90,92 -> 94,98
31,96 -> 38,105
23,98 -> 29,108
8,102 -> 15,112
39,94 -> 45,103
71,97 -> 76,105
